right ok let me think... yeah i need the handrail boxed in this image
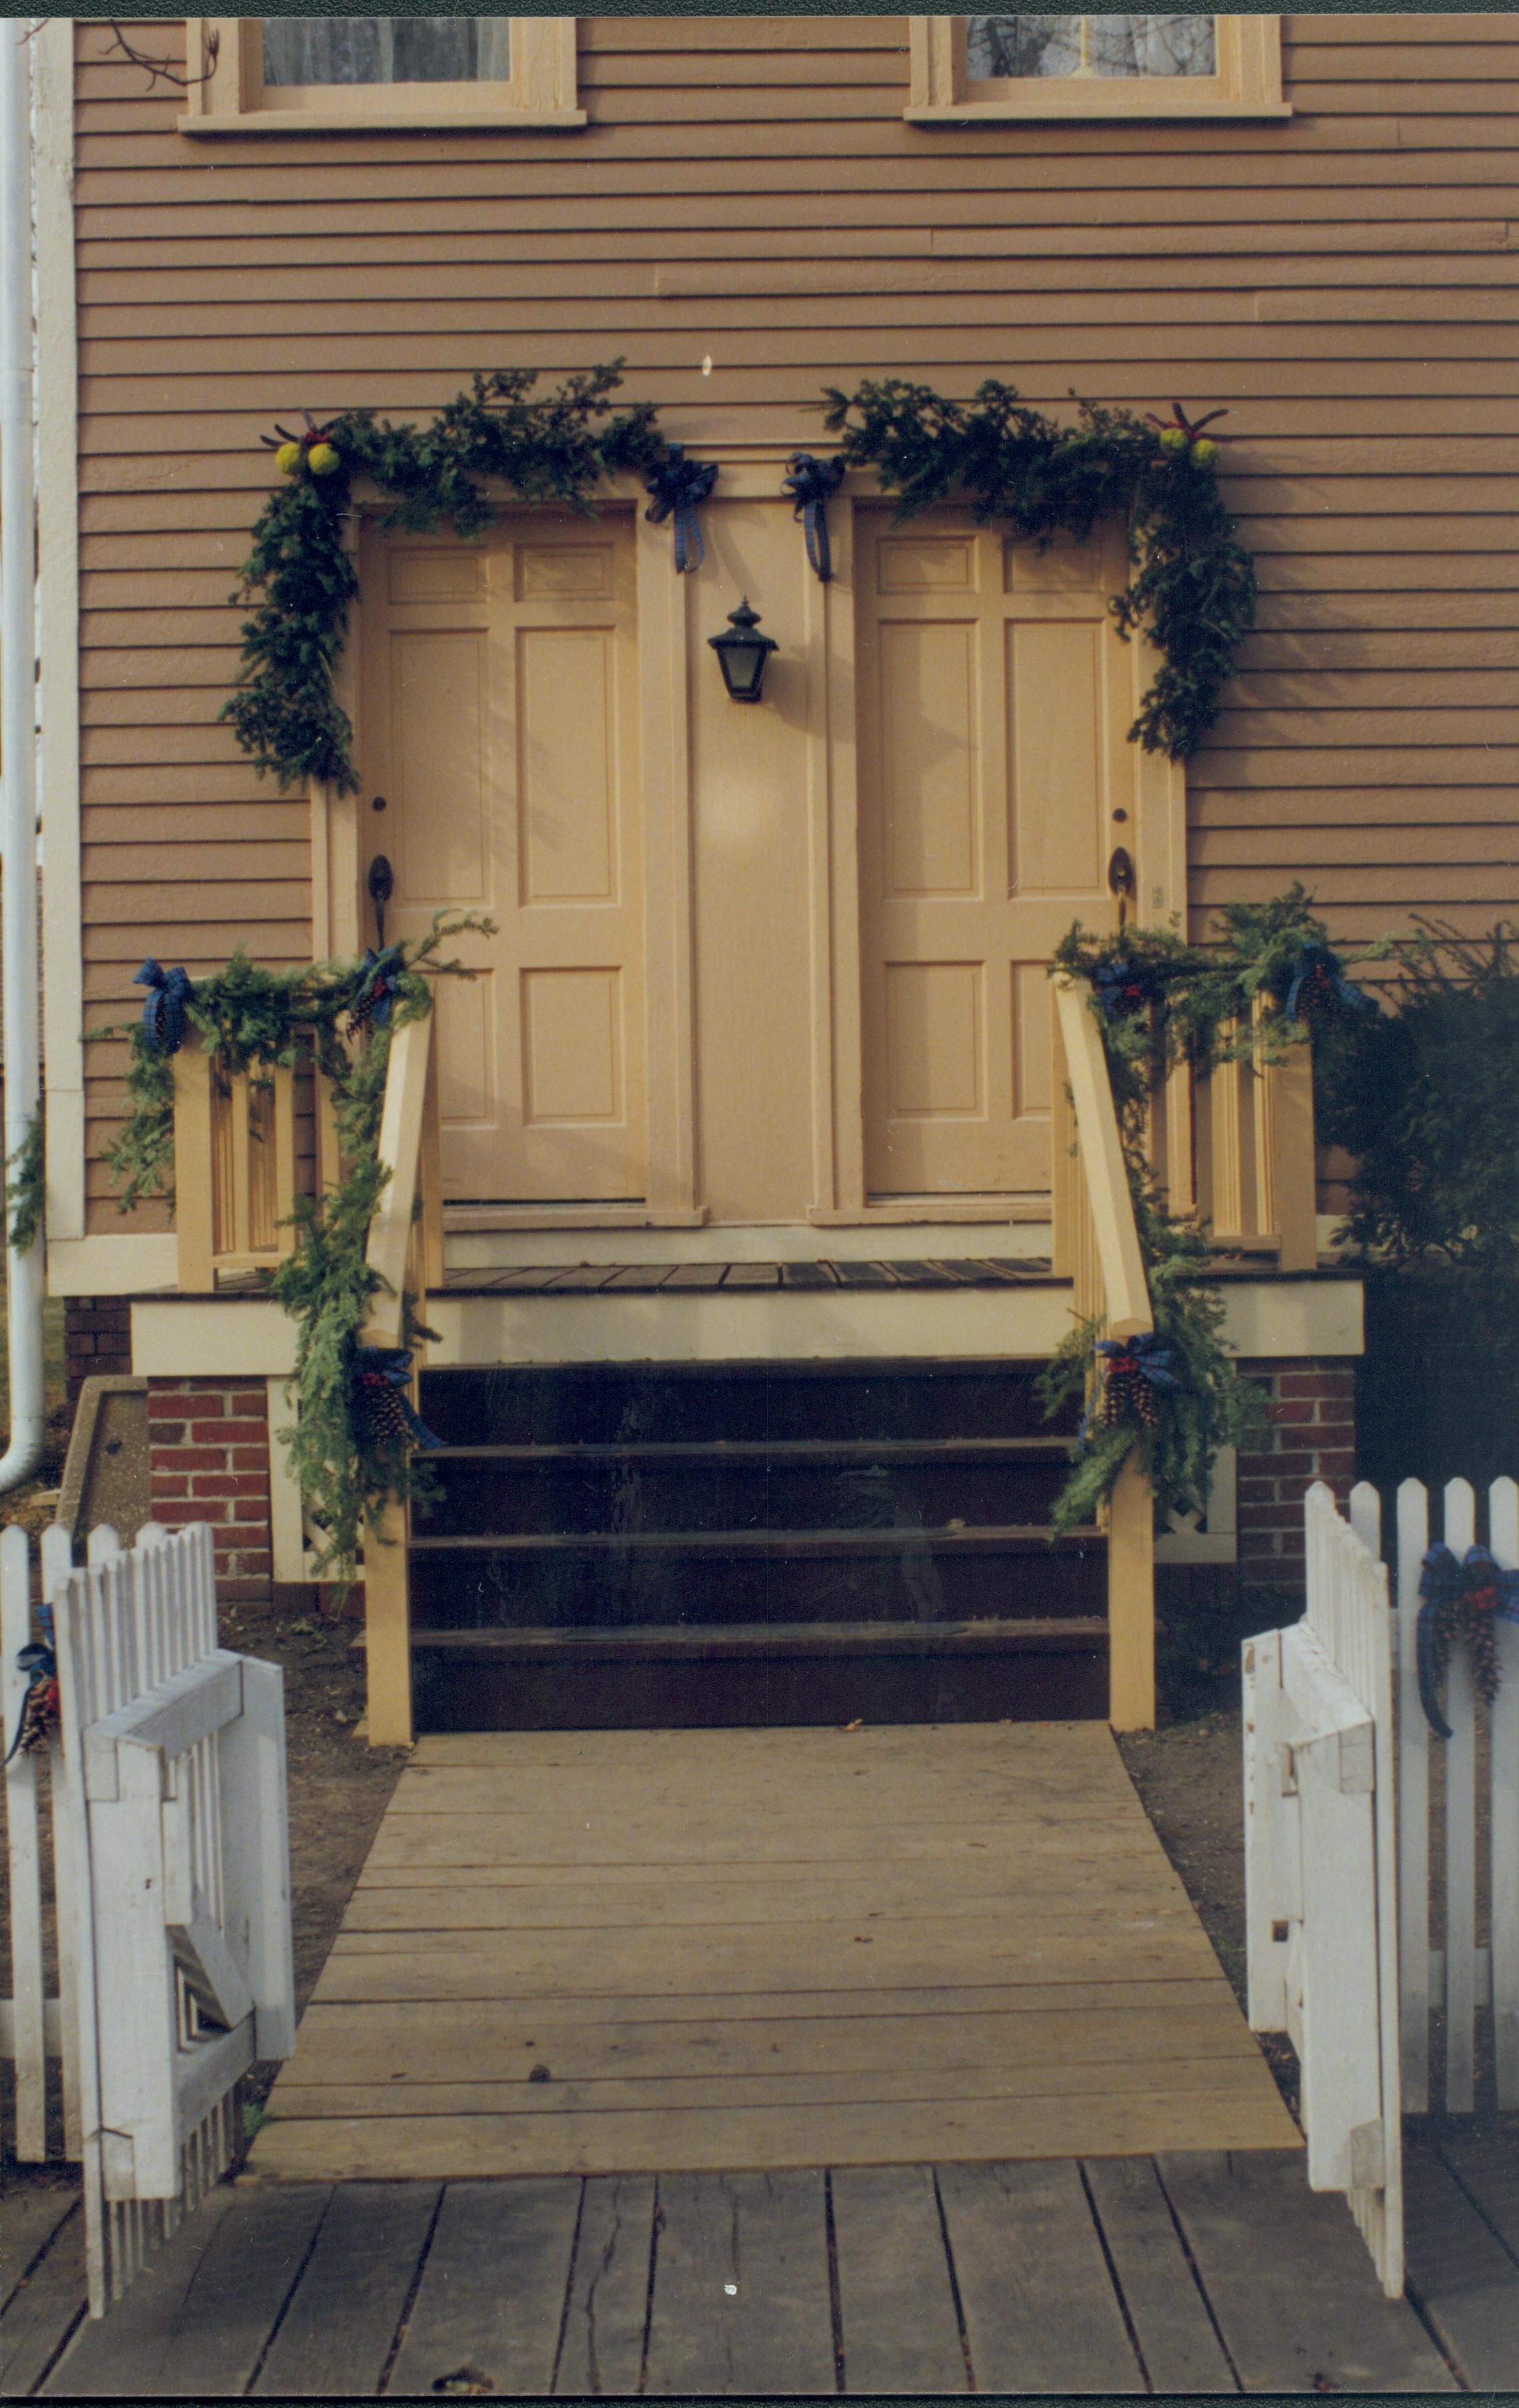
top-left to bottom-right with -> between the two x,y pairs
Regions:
360,1010 -> 434,1349
1051,975 -> 1152,1340
1050,973 -> 1156,1733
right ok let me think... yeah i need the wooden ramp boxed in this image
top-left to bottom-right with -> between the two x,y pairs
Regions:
249,1721 -> 1300,2180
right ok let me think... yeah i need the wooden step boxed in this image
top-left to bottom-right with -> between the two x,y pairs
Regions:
413,1444 -> 1078,1540
418,1359 -> 1075,1448
405,1616 -> 1110,1729
408,1525 -> 1104,1635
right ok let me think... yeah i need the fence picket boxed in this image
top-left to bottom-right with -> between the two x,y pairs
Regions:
1395,1480 -> 1431,2113
2,1522 -> 47,2160
1441,1481 -> 1479,2113
1490,1477 -> 1519,2108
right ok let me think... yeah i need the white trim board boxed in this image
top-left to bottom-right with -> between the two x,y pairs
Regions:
35,17 -> 84,1247
132,1277 -> 1364,1378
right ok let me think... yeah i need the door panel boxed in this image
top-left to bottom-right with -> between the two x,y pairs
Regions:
857,513 -> 1125,1199
362,516 -> 644,1203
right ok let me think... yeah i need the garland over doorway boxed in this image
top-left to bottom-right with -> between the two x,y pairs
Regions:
220,365 -> 1257,794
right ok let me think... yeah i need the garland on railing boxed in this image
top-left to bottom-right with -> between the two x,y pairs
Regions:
1039,888 -> 1387,1536
89,914 -> 491,1582
222,365 -> 667,794
820,378 -> 1257,758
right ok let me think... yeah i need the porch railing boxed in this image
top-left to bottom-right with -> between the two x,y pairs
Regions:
170,1024 -> 444,1300
1051,977 -> 1321,1729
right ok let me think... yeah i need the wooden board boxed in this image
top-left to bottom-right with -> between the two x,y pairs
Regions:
384,2178 -> 581,2400
937,2158 -> 1144,2394
0,2206 -> 86,2399
830,2164 -> 968,2394
1158,2151 -> 1458,2394
276,2000 -> 1257,2090
1403,2145 -> 1519,2395
553,2174 -> 656,2399
641,2170 -> 836,2397
253,1725 -> 1297,2182
1082,2154 -> 1238,2394
250,2182 -> 441,2398
47,2186 -> 331,2399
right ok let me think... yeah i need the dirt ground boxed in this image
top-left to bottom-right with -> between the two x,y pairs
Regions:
1118,1705 -> 1303,2120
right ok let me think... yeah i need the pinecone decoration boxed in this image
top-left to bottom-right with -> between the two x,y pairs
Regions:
5,1649 -> 58,1764
1099,1354 -> 1161,1430
1416,1542 -> 1518,1733
356,1368 -> 412,1446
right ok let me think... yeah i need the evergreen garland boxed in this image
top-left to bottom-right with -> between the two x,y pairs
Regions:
820,377 -> 1257,758
5,1112 -> 44,1255
1039,887 -> 1384,1533
90,914 -> 491,1584
222,365 -> 667,794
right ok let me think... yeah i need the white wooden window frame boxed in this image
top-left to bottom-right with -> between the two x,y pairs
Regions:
908,15 -> 1289,123
179,17 -> 585,136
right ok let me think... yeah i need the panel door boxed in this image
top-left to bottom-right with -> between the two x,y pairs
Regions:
856,513 -> 1128,1198
361,515 -> 644,1201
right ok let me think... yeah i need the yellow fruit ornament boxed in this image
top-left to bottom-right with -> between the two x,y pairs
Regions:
1158,426 -> 1188,455
307,442 -> 340,477
1191,438 -> 1219,467
276,440 -> 302,475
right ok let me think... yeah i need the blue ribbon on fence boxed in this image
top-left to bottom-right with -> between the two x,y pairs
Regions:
644,446 -> 718,573
1416,1541 -> 1519,1737
781,452 -> 848,583
1091,954 -> 1165,1024
348,946 -> 404,1036
134,962 -> 194,1057
1281,942 -> 1374,1025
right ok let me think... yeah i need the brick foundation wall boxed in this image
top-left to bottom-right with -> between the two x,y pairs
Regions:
147,1378 -> 274,1602
1235,1356 -> 1357,1594
63,1298 -> 133,1408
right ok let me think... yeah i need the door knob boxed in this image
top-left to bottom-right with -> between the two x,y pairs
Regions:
367,853 -> 394,946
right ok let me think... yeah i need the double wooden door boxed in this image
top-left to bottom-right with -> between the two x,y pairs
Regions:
854,512 -> 1129,1199
360,512 -> 644,1203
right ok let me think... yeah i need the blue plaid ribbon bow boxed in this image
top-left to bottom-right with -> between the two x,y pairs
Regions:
644,446 -> 719,573
348,946 -> 404,1036
1416,1542 -> 1519,1737
781,452 -> 848,583
1282,942 -> 1374,1024
134,961 -> 194,1056
352,1349 -> 443,1451
1091,954 -> 1164,1023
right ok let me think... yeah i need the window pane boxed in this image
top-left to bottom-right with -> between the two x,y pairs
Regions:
261,18 -> 512,87
965,15 -> 1216,79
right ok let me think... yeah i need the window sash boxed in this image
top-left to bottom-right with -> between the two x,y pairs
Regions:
907,13 -> 1288,121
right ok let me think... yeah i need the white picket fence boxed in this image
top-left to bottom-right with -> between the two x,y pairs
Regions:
1386,1476 -> 1519,2118
1,1519 -> 294,2317
1243,1482 -> 1402,2296
1244,1474 -> 1519,2301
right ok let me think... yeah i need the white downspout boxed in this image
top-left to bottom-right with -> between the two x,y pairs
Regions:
0,19 -> 44,1492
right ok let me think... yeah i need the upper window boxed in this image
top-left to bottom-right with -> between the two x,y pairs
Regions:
908,13 -> 1289,121
179,16 -> 584,135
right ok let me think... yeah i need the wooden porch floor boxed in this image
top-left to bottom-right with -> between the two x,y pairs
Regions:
248,1721 -> 1297,2182
15,2144 -> 1506,2396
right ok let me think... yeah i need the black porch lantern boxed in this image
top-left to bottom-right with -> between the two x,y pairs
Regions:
708,597 -> 777,703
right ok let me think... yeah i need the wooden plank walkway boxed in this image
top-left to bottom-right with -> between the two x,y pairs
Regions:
22,2148 -> 1485,2397
246,1722 -> 1299,2180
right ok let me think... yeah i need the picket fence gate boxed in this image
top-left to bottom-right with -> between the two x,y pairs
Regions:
1244,1474 -> 1519,2302
1,1518 -> 294,2317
